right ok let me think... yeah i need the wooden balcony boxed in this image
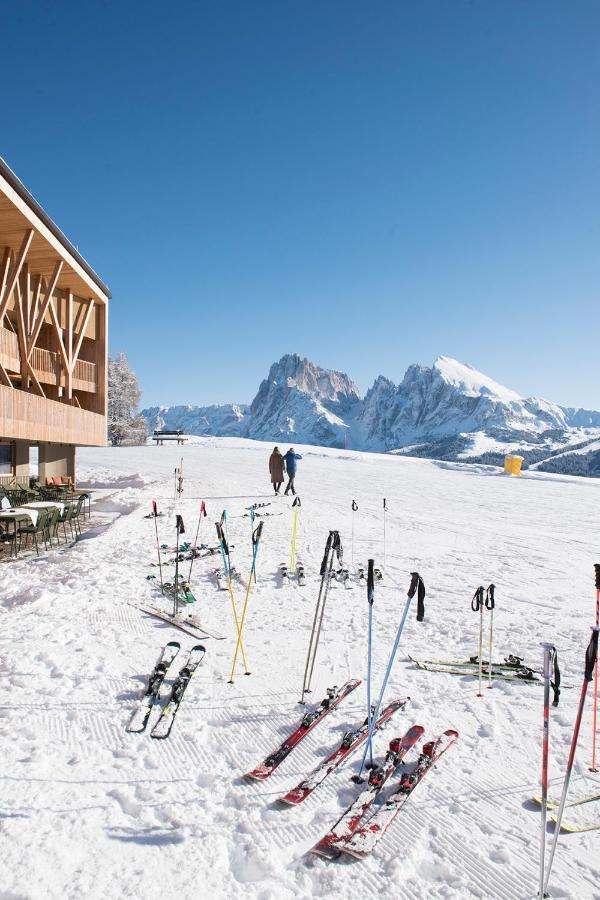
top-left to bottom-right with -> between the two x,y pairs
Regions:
0,326 -> 97,393
0,384 -> 106,445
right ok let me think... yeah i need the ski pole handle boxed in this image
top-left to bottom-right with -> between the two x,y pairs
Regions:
176,514 -> 185,534
471,586 -> 484,611
485,584 -> 495,609
152,500 -> 158,517
585,627 -> 600,682
367,559 -> 375,605
352,500 -> 358,511
595,564 -> 600,590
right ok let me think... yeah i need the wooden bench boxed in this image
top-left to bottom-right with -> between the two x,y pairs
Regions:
153,430 -> 188,446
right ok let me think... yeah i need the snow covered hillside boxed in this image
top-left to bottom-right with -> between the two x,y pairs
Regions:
2,439 -> 600,898
141,354 -> 600,476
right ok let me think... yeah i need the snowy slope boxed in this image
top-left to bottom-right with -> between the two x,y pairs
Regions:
2,439 -> 600,898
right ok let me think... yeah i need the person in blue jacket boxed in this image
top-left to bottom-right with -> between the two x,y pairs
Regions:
283,447 -> 302,496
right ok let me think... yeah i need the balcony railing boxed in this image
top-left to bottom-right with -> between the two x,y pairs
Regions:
0,326 -> 97,393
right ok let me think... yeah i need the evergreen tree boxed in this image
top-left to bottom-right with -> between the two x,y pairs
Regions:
107,353 -> 148,446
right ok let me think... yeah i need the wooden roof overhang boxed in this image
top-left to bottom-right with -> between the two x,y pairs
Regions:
0,157 -> 110,305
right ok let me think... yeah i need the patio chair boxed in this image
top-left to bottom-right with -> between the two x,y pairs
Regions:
70,495 -> 86,536
58,503 -> 80,542
45,506 -> 61,548
0,522 -> 17,557
18,508 -> 50,555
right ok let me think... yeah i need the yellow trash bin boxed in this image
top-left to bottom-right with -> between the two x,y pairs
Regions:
504,454 -> 524,476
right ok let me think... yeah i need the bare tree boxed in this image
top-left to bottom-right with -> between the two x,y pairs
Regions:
108,353 -> 148,446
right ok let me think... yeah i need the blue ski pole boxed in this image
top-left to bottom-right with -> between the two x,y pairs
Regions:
354,571 -> 425,782
366,558 -> 375,767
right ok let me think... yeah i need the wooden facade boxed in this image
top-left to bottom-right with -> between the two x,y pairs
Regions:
0,158 -> 110,483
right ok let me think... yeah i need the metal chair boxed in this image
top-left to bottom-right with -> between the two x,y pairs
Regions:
45,507 -> 61,548
18,508 -> 50,555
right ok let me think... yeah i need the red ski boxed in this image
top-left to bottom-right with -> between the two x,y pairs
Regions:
311,724 -> 424,859
245,679 -> 361,781
278,697 -> 409,805
341,729 -> 458,858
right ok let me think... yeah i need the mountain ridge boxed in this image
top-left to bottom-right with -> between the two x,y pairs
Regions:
142,353 -> 600,477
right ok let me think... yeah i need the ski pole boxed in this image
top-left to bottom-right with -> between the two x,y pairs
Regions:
486,584 -> 495,689
539,642 -> 560,900
151,501 -> 164,595
218,511 -> 230,576
216,520 -> 250,674
305,532 -> 342,698
250,507 -> 256,583
355,572 -> 425,781
351,500 -> 358,570
590,563 -> 600,772
177,457 -> 184,498
187,501 -> 207,583
366,558 -> 375,768
228,522 -> 263,683
382,498 -> 387,570
543,626 -> 599,897
290,496 -> 301,572
301,531 -> 336,703
173,514 -> 185,618
471,586 -> 485,697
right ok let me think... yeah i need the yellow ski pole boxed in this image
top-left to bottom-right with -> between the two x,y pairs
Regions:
229,522 -> 263,683
216,520 -> 249,674
290,496 -> 301,572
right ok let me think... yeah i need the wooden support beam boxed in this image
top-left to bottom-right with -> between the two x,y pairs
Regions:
22,264 -> 31,337
47,293 -> 70,373
14,277 -> 30,391
0,360 -> 13,387
31,274 -> 41,336
0,230 -> 34,321
71,299 -> 94,371
65,288 -> 73,399
26,362 -> 46,398
28,260 -> 63,355
0,248 -> 11,313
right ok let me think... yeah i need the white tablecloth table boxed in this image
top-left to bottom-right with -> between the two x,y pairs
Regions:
24,501 -> 66,514
0,507 -> 38,526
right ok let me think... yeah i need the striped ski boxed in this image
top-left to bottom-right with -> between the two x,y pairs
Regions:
278,697 -> 409,805
126,641 -> 180,733
151,644 -> 206,739
245,679 -> 361,781
341,728 -> 458,858
311,724 -> 424,859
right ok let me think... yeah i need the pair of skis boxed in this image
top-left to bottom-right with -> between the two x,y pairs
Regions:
532,793 -> 600,832
278,697 -> 409,804
408,654 -> 540,684
312,728 -> 458,859
126,642 -> 205,738
246,679 -> 361,780
132,603 -> 225,640
279,560 -> 305,586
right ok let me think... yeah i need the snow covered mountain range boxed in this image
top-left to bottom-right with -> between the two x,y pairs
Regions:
142,354 -> 600,476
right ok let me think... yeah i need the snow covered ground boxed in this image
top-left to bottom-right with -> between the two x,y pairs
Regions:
2,437 -> 600,899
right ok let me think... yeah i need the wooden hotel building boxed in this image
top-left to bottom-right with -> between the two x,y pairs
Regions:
0,158 -> 110,486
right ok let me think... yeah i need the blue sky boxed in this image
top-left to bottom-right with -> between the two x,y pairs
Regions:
2,1 -> 599,408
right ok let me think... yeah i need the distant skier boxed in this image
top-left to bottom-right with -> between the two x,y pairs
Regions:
283,447 -> 302,496
269,446 -> 285,495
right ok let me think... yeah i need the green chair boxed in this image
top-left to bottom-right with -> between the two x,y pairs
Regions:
70,495 -> 86,536
45,507 -> 61,548
18,508 -> 50,555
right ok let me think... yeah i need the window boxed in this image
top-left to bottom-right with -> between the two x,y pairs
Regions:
0,444 -> 13,475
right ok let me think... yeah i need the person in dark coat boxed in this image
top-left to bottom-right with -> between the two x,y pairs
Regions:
269,446 -> 285,494
283,447 -> 302,495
